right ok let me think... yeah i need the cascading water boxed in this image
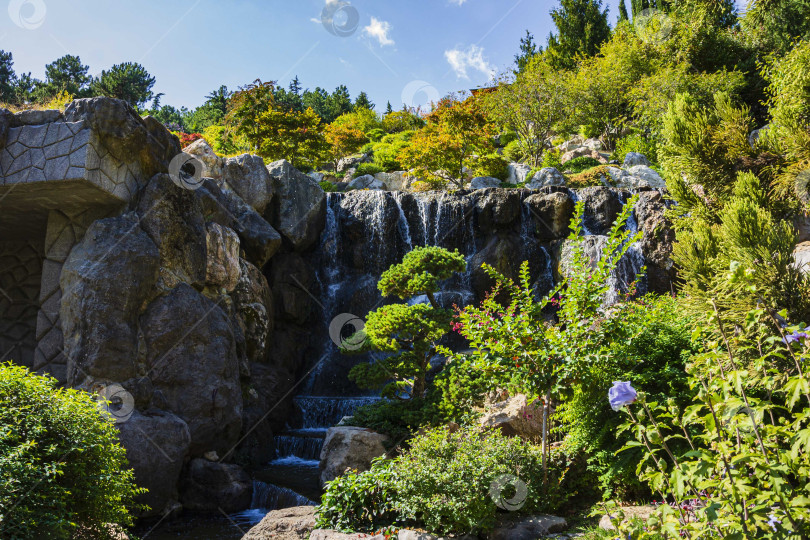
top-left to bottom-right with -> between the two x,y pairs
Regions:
255,186 -> 660,512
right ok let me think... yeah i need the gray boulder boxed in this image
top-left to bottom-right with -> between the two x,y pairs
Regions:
184,139 -> 224,179
523,191 -> 574,240
622,152 -> 651,168
117,409 -> 191,518
179,459 -> 252,513
526,167 -> 565,189
475,189 -> 521,232
348,174 -> 387,190
195,178 -> 282,267
10,108 -> 63,127
60,213 -> 160,386
507,162 -> 532,184
599,505 -> 656,530
141,284 -> 243,456
242,506 -> 317,539
470,176 -> 502,190
319,426 -> 390,485
487,515 -> 567,539
232,259 -> 273,364
223,154 -> 275,214
137,173 -> 207,290
795,242 -> 810,275
479,394 -> 545,438
267,159 -> 327,251
375,171 -> 410,191
626,165 -> 666,189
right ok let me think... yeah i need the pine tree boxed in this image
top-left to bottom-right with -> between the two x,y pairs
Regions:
41,55 -> 90,98
90,62 -> 156,109
514,30 -> 541,73
385,101 -> 393,114
546,0 -> 611,70
619,0 -> 629,21
289,76 -> 302,95
325,84 -> 353,122
0,50 -> 17,103
354,91 -> 375,110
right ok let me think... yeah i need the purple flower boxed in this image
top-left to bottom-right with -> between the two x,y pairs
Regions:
609,381 -> 637,411
784,328 -> 810,344
768,514 -> 781,532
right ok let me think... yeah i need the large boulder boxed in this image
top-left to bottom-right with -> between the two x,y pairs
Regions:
117,409 -> 191,518
475,189 -> 521,233
375,171 -> 410,191
795,241 -> 810,275
195,178 -> 282,267
506,163 -> 531,184
561,147 -> 607,165
622,152 -> 651,168
242,506 -> 317,540
523,191 -> 574,240
635,191 -> 675,292
137,173 -> 207,290
267,160 -> 327,251
470,176 -> 502,190
348,174 -> 387,191
487,515 -> 567,539
179,458 -> 252,513
578,186 -> 623,235
599,505 -> 656,530
319,427 -> 390,485
479,394 -> 544,438
60,213 -> 160,386
626,165 -> 666,189
141,284 -> 243,455
222,154 -> 275,214
64,97 -> 181,180
556,135 -> 584,152
205,223 -> 241,293
184,139 -> 224,179
525,167 -> 565,189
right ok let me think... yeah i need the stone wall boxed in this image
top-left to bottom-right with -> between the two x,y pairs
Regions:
0,240 -> 43,368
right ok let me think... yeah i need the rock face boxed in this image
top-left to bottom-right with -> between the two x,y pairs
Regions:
60,213 -> 160,386
205,222 -> 241,293
524,191 -> 574,240
471,176 -> 502,190
623,152 -> 651,168
319,426 -> 390,485
242,506 -> 317,540
223,154 -> 275,214
117,410 -> 191,517
184,139 -> 223,179
487,515 -> 568,539
507,162 -> 531,184
579,186 -> 623,235
479,394 -> 544,438
375,171 -> 410,191
267,159 -> 326,251
179,458 -> 252,513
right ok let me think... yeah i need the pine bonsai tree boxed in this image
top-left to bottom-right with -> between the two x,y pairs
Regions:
346,246 -> 466,399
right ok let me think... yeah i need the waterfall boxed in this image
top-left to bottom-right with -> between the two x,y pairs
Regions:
250,481 -> 315,509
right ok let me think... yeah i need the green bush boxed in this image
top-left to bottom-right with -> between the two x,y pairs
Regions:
502,139 -> 524,162
346,399 -> 432,443
320,180 -> 338,192
612,132 -> 659,166
472,153 -> 509,181
366,128 -> 386,143
562,156 -> 602,173
556,295 -> 697,499
317,425 -> 570,536
540,148 -> 563,170
0,363 -> 143,539
370,131 -> 415,171
498,131 -> 519,147
354,163 -> 385,178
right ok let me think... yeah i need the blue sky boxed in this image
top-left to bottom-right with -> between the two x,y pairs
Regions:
4,0 -> 744,111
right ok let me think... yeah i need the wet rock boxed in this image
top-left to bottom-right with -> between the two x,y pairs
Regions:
232,258 -> 273,364
223,154 -> 275,214
60,213 -> 160,386
319,426 -> 390,485
475,189 -> 521,232
137,173 -> 207,290
242,506 -> 317,539
267,159 -> 327,251
270,253 -> 316,325
117,409 -> 191,518
578,187 -> 623,235
524,191 -> 574,240
142,284 -> 243,456
179,459 -> 252,513
635,191 -> 675,293
507,162 -> 532,184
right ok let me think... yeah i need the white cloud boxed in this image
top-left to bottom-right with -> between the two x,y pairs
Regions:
445,45 -> 495,79
449,0 -> 469,5
363,17 -> 394,46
